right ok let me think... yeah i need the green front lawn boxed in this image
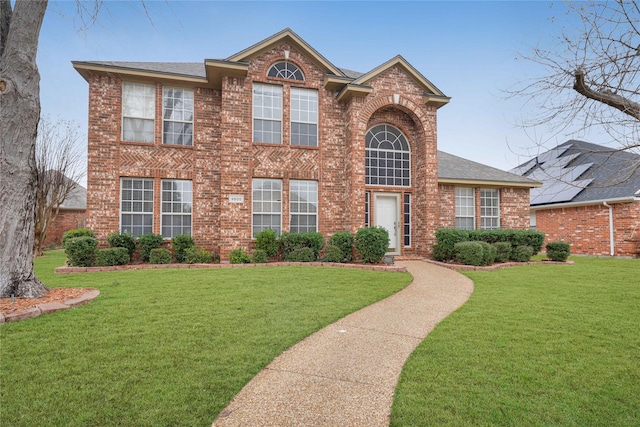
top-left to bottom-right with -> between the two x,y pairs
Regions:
391,257 -> 640,426
1,251 -> 411,427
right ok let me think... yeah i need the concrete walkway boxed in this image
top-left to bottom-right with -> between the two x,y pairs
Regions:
212,260 -> 474,427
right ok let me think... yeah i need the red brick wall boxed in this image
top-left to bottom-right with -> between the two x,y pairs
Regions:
535,201 -> 640,257
44,209 -> 86,246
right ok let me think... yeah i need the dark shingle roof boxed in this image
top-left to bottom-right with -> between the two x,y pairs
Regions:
438,151 -> 539,186
512,140 -> 640,205
80,61 -> 207,79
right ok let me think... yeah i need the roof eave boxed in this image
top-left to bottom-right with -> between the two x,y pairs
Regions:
72,61 -> 209,86
438,177 -> 542,188
336,84 -> 373,103
530,196 -> 639,210
204,59 -> 249,89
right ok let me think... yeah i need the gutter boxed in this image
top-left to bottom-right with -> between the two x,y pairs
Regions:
530,195 -> 638,210
603,201 -> 615,256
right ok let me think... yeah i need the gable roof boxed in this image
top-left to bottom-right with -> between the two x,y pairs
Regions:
511,140 -> 640,207
438,151 -> 540,188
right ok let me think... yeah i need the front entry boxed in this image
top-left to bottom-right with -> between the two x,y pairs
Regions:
374,193 -> 401,255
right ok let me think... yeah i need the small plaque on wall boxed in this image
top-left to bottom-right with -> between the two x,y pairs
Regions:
229,194 -> 244,204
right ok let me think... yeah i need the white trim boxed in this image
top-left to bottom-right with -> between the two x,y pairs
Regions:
530,196 -> 639,210
373,192 -> 401,256
252,83 -> 283,144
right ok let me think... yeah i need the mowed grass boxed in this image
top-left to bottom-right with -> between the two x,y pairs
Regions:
391,257 -> 639,426
1,251 -> 411,427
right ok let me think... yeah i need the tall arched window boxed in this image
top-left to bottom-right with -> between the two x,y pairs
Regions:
267,62 -> 304,81
365,124 -> 411,186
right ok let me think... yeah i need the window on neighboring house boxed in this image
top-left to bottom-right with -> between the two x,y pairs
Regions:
163,87 -> 193,146
480,188 -> 500,229
120,178 -> 153,236
290,180 -> 318,233
456,187 -> 475,230
365,124 -> 411,187
122,82 -> 155,143
161,179 -> 192,238
252,178 -> 282,236
530,211 -> 537,230
404,194 -> 411,247
253,83 -> 282,144
267,62 -> 304,80
290,88 -> 318,147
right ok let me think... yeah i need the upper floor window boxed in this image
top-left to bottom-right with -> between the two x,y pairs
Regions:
365,124 -> 411,187
290,88 -> 318,147
268,62 -> 304,80
122,82 -> 155,143
253,83 -> 282,144
456,187 -> 475,230
163,87 -> 193,146
480,188 -> 500,229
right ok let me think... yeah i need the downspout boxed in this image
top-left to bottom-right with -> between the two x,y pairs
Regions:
603,201 -> 614,256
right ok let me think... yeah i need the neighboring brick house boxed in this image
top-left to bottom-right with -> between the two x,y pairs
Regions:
44,183 -> 87,247
513,140 -> 640,257
73,28 -> 538,260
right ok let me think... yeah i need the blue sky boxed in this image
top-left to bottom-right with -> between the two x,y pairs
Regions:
38,0 -> 587,177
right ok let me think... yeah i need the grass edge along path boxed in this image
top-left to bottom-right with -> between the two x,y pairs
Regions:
1,251 -> 412,427
390,256 -> 639,426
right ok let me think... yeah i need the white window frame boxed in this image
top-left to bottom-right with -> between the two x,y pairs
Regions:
120,177 -> 154,237
290,88 -> 318,147
267,62 -> 305,80
456,187 -> 476,230
403,193 -> 411,247
122,82 -> 155,143
253,83 -> 282,144
365,124 -> 411,187
480,188 -> 500,229
162,87 -> 194,146
290,180 -> 318,233
252,178 -> 282,236
161,179 -> 193,239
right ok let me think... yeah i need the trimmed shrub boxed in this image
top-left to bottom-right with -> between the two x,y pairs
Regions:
149,248 -> 171,264
229,248 -> 251,264
62,228 -> 95,247
512,245 -> 533,262
172,234 -> 195,263
252,249 -> 268,264
280,232 -> 324,261
328,232 -> 354,262
493,242 -> 512,263
286,246 -> 315,262
546,241 -> 571,262
64,236 -> 97,267
478,241 -> 497,266
138,233 -> 164,262
323,244 -> 343,263
433,229 -> 470,262
255,229 -> 279,259
454,241 -> 484,266
107,232 -> 136,258
184,247 -> 213,264
355,227 -> 389,264
96,247 -> 130,266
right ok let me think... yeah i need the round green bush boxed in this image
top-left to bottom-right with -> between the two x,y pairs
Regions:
62,228 -> 95,247
229,248 -> 251,264
184,247 -> 213,264
323,244 -> 343,263
286,246 -> 315,262
546,241 -> 571,262
493,242 -> 512,263
355,227 -> 388,264
478,241 -> 497,266
433,229 -> 470,262
328,232 -> 353,262
172,234 -> 195,263
149,248 -> 172,264
255,229 -> 279,259
252,249 -> 268,264
280,232 -> 324,260
96,247 -> 130,266
107,232 -> 136,258
64,236 -> 98,267
454,241 -> 484,266
138,233 -> 164,262
511,245 -> 533,262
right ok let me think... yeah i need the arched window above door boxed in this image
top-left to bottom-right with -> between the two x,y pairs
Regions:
365,124 -> 411,187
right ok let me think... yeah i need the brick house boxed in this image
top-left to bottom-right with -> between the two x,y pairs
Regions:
73,28 -> 538,260
43,183 -> 87,247
513,140 -> 640,257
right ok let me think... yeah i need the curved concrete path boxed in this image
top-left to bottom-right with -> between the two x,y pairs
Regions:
212,260 -> 474,427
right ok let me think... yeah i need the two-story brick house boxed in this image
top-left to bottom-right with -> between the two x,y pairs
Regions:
73,28 -> 538,260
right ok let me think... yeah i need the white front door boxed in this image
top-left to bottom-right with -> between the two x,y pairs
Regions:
374,193 -> 400,255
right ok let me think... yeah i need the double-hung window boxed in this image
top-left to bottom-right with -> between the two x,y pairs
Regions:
252,178 -> 282,236
253,84 -> 282,144
290,180 -> 318,233
122,82 -> 155,143
290,88 -> 318,147
456,187 -> 475,230
480,188 -> 500,229
120,178 -> 154,236
161,180 -> 192,238
163,87 -> 193,146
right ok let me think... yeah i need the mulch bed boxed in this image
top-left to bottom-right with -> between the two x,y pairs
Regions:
0,288 -> 90,315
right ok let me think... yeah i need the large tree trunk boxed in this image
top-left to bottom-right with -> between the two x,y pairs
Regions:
0,0 -> 49,298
